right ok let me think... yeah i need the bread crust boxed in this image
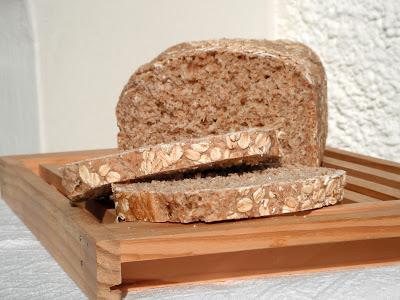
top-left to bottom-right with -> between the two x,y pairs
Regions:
113,167 -> 345,223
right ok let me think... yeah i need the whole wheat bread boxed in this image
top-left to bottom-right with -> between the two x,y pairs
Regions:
112,167 -> 345,223
117,39 -> 327,167
62,127 -> 280,201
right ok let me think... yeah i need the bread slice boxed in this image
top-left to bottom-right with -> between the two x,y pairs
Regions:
61,127 -> 280,201
117,39 -> 327,167
112,167 -> 346,223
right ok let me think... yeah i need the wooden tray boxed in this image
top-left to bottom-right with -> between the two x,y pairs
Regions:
0,147 -> 399,299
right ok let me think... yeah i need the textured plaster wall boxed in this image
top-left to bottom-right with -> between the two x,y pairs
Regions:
278,0 -> 400,161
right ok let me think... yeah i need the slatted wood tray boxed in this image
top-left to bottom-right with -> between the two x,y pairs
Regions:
0,147 -> 399,299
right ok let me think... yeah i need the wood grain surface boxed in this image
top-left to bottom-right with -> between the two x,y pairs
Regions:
0,147 -> 399,299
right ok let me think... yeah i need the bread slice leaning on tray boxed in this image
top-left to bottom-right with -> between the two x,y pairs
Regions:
61,127 -> 281,202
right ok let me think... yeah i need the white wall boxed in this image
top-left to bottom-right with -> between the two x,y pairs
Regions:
29,0 -> 276,153
278,0 -> 400,161
0,0 -> 40,155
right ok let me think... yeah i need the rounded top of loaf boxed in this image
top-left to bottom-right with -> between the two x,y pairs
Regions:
159,39 -> 319,58
134,39 -> 324,80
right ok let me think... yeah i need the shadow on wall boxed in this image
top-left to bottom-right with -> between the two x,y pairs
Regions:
0,0 -> 40,155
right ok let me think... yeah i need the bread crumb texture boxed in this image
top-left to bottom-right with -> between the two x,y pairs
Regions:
116,39 -> 328,167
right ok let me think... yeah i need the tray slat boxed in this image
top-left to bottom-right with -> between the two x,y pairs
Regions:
343,190 -> 381,203
346,176 -> 400,200
325,147 -> 400,174
116,237 -> 400,292
323,156 -> 400,188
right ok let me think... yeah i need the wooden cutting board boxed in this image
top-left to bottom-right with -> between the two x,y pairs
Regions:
0,147 -> 399,300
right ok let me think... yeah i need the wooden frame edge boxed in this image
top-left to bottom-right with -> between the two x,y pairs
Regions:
0,156 -> 123,299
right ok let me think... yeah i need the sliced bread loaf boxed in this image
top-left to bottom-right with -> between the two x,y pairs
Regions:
112,167 -> 345,223
117,39 -> 327,167
62,127 -> 280,201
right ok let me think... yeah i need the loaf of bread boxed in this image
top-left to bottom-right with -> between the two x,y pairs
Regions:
116,39 -> 327,167
112,167 -> 345,223
61,127 -> 280,201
